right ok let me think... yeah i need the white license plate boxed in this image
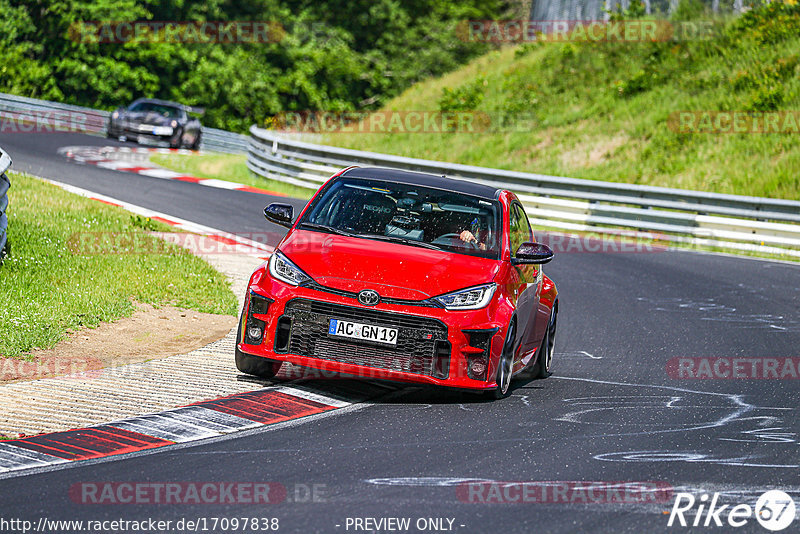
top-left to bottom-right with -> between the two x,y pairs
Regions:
328,319 -> 398,346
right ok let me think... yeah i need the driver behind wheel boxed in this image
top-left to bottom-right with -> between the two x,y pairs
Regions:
459,217 -> 487,250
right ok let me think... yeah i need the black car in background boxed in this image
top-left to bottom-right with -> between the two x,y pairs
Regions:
107,98 -> 203,150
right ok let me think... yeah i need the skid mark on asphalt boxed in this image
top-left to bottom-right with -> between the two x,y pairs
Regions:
550,376 -> 799,469
635,296 -> 800,331
593,450 -> 799,468
558,350 -> 602,359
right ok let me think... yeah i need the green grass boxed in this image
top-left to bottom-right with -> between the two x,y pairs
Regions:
320,3 -> 800,200
0,173 -> 238,359
150,152 -> 314,200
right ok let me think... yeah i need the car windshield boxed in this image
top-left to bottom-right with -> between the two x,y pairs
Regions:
129,102 -> 182,119
299,177 -> 502,259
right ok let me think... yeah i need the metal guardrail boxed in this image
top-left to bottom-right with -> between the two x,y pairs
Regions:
0,92 -> 248,154
0,146 -> 11,259
248,126 -> 800,256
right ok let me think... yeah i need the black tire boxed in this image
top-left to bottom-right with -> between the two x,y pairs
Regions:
234,316 -> 282,379
191,131 -> 202,151
487,319 -> 516,400
0,240 -> 9,264
531,306 -> 557,379
170,128 -> 184,149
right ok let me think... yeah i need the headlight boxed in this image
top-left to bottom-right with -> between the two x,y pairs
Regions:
152,126 -> 174,136
434,283 -> 496,310
268,251 -> 312,286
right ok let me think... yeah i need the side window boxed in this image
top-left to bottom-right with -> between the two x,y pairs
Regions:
517,204 -> 533,242
509,203 -> 524,256
510,203 -> 532,256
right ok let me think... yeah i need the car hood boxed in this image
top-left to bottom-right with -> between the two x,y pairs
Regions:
280,230 -> 501,300
124,111 -> 174,126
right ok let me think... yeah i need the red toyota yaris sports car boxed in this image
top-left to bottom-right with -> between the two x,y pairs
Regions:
236,166 -> 558,398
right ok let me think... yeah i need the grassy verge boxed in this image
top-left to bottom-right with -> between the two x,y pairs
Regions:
0,173 -> 238,359
150,152 -> 314,200
322,3 -> 800,200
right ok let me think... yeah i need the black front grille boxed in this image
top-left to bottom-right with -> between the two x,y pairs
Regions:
279,298 -> 450,378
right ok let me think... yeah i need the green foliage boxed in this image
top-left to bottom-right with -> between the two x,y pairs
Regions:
439,77 -> 486,112
671,0 -> 708,21
130,215 -> 159,231
0,0 -> 506,132
607,0 -> 647,21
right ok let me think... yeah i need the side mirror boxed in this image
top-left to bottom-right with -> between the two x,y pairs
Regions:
512,242 -> 554,265
264,203 -> 294,228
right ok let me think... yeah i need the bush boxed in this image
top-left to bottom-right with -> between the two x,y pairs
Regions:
439,78 -> 486,112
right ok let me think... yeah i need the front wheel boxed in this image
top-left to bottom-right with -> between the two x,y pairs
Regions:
170,129 -> 184,149
191,131 -> 202,151
487,319 -> 516,400
234,318 -> 282,379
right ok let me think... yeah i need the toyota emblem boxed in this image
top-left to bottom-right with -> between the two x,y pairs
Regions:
358,289 -> 380,306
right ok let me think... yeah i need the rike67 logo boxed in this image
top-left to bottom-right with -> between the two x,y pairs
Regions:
667,490 -> 796,531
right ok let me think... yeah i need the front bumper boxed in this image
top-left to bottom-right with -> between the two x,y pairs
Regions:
115,123 -> 177,146
239,271 -> 508,390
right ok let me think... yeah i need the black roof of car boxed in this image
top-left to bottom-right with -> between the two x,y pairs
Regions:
340,167 -> 502,200
130,98 -> 184,109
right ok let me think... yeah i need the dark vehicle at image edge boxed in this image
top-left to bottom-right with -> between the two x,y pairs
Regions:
107,98 -> 203,149
236,166 -> 558,399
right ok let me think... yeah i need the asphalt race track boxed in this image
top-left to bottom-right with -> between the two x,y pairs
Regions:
1,130 -> 799,534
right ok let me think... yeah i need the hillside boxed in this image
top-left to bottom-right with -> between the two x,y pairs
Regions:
323,2 -> 800,200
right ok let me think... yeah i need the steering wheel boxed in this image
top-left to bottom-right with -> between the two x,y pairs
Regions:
437,232 -> 479,249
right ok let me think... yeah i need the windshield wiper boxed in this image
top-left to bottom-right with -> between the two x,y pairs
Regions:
299,222 -> 356,237
358,234 -> 443,251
